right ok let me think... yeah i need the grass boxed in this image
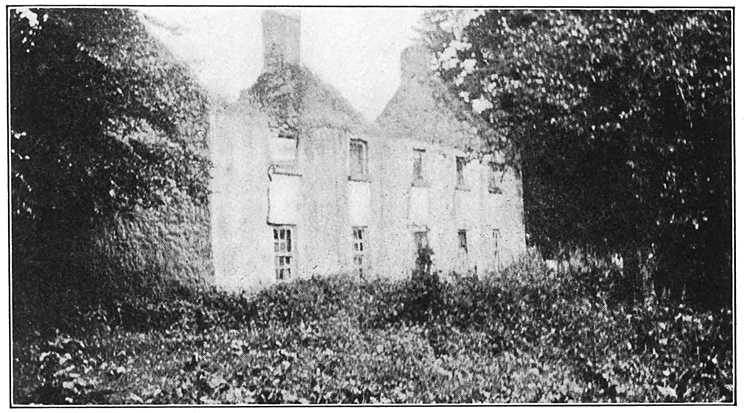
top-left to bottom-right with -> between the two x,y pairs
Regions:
12,253 -> 733,404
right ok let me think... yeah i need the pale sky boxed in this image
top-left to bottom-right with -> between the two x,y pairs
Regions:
140,7 -> 425,121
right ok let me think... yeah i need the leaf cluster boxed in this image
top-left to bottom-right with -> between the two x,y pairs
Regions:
423,10 -> 732,307
10,8 -> 211,232
13,255 -> 733,404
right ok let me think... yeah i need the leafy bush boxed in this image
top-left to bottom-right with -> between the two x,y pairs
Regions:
11,8 -> 213,342
13,252 -> 733,404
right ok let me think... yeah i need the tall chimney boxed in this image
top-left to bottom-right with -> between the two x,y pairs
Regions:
262,10 -> 301,72
400,45 -> 432,81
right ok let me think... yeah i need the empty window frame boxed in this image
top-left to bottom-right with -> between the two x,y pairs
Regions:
273,225 -> 295,280
458,230 -> 468,254
270,133 -> 298,165
413,230 -> 431,271
269,104 -> 300,168
349,139 -> 369,181
456,156 -> 467,189
414,230 -> 429,251
413,149 -> 426,184
352,226 -> 367,278
488,163 -> 503,194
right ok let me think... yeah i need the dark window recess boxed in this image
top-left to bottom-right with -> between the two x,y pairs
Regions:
456,156 -> 467,188
458,230 -> 468,254
493,229 -> 501,270
413,149 -> 425,184
350,140 -> 368,181
278,126 -> 298,140
488,163 -> 503,194
414,230 -> 429,251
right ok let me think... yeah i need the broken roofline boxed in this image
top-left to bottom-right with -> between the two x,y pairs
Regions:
242,64 -> 380,136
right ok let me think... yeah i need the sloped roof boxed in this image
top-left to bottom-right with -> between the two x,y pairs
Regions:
243,64 -> 378,136
376,46 -> 489,152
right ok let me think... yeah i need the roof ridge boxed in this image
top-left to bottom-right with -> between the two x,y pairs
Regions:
242,64 -> 376,135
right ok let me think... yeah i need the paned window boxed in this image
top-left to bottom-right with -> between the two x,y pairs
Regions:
352,227 -> 367,278
273,225 -> 295,280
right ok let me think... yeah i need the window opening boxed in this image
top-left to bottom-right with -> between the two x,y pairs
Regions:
493,229 -> 501,270
349,140 -> 368,181
352,226 -> 367,278
458,230 -> 468,254
273,225 -> 295,280
414,230 -> 429,251
413,149 -> 425,184
488,163 -> 503,194
456,156 -> 467,189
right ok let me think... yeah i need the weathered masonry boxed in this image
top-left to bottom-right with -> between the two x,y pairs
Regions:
209,11 -> 526,292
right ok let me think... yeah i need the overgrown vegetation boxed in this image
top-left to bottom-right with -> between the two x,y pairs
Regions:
13,254 -> 732,404
11,8 -> 213,335
421,9 -> 732,309
10,8 -> 733,406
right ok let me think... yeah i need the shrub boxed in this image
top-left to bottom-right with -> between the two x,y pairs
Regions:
13,253 -> 734,404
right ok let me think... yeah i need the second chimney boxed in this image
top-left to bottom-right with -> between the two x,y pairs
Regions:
400,45 -> 432,81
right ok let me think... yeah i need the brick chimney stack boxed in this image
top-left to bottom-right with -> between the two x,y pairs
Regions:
400,45 -> 433,81
262,10 -> 301,72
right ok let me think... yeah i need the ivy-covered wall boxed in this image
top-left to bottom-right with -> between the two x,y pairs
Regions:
10,8 -> 215,326
88,194 -> 213,294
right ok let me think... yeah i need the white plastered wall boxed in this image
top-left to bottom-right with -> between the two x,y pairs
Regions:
208,102 -> 276,293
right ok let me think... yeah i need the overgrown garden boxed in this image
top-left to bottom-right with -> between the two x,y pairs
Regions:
10,8 -> 733,405
13,255 -> 733,404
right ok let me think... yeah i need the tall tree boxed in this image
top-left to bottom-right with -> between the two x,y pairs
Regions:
10,8 -> 210,235
422,9 -> 732,307
10,8 -> 213,320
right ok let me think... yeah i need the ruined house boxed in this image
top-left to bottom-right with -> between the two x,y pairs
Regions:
208,11 -> 526,292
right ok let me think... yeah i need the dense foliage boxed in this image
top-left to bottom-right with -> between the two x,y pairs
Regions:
9,8 -> 733,406
11,8 -> 212,326
14,258 -> 732,404
11,8 -> 210,228
421,10 -> 732,307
